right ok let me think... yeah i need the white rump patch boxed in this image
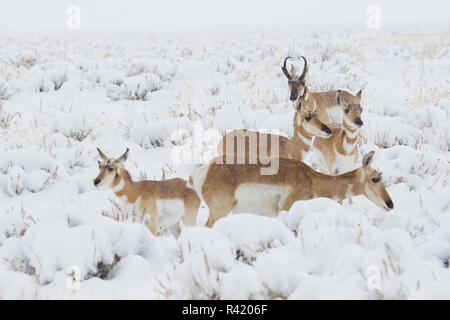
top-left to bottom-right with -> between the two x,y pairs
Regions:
190,163 -> 210,202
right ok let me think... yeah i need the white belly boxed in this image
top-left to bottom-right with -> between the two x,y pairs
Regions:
157,199 -> 185,228
233,184 -> 291,216
326,106 -> 343,124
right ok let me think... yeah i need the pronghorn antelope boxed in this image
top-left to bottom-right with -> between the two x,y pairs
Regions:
217,86 -> 332,163
281,56 -> 362,124
313,90 -> 363,204
190,151 -> 393,227
314,89 -> 363,176
94,148 -> 200,235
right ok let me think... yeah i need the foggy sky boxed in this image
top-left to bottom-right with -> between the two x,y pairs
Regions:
0,0 -> 448,31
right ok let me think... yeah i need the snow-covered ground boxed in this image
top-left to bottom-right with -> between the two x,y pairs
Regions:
0,25 -> 449,299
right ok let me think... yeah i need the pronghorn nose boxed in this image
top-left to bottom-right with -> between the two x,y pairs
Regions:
354,118 -> 363,126
93,178 -> 100,186
290,95 -> 297,101
386,199 -> 394,210
322,125 -> 332,135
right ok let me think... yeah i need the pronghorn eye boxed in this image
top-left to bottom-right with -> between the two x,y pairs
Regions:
345,109 -> 350,113
107,167 -> 113,172
305,116 -> 311,121
372,177 -> 380,183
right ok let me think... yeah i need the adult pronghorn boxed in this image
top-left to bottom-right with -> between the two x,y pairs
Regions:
217,86 -> 332,163
314,89 -> 363,175
190,151 -> 393,227
313,90 -> 363,204
281,56 -> 362,124
94,148 -> 200,235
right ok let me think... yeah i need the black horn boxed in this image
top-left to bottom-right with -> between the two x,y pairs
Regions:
299,56 -> 308,80
281,56 -> 292,80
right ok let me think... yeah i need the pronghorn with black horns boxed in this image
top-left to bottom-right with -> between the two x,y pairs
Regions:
94,148 -> 200,235
281,56 -> 362,124
217,84 -> 332,163
190,151 -> 393,227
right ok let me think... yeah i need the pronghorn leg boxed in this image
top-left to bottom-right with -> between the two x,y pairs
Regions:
205,214 -> 215,228
182,190 -> 201,227
348,197 -> 353,205
280,194 -> 298,212
144,204 -> 159,236
205,197 -> 236,228
148,211 -> 159,236
177,220 -> 182,235
338,200 -> 343,205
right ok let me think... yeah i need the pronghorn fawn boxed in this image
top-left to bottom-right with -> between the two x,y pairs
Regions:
94,148 -> 200,235
217,86 -> 332,163
190,151 -> 393,227
281,56 -> 362,124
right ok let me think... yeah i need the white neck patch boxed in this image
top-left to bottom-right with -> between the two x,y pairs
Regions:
297,131 -> 312,146
112,178 -> 125,193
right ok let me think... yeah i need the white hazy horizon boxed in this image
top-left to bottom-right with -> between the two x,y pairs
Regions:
0,0 -> 448,32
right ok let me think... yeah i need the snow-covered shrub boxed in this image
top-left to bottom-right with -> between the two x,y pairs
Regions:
130,118 -> 190,149
0,78 -> 13,100
6,166 -> 26,196
160,227 -> 237,299
9,52 -> 37,69
0,205 -> 36,245
46,68 -> 68,91
0,101 -> 19,129
54,114 -> 92,141
213,214 -> 294,263
0,151 -> 59,196
21,222 -> 114,284
212,108 -> 243,133
254,251 -> 306,299
106,73 -> 162,101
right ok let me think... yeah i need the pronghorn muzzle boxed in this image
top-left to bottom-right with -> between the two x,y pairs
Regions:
322,125 -> 332,135
386,198 -> 394,210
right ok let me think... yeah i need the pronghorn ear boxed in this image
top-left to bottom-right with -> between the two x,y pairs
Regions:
116,148 -> 129,164
336,90 -> 345,106
362,151 -> 375,168
97,148 -> 108,161
97,160 -> 102,167
356,89 -> 362,102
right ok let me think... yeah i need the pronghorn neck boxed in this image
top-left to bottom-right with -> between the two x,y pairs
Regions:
111,167 -> 134,195
310,168 -> 364,201
339,117 -> 359,155
290,112 -> 313,155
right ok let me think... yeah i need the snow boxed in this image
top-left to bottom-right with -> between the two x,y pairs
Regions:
0,25 -> 449,299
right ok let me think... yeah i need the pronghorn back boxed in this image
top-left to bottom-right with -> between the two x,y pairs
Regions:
217,90 -> 332,163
